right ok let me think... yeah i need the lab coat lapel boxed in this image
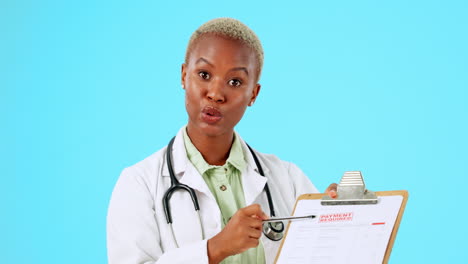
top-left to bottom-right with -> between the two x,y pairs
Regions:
238,134 -> 269,206
242,163 -> 267,206
180,163 -> 214,201
161,130 -> 187,177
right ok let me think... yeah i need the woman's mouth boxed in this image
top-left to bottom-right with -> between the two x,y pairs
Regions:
201,106 -> 222,124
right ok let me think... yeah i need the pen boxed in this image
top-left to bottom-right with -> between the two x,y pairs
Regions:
262,215 -> 316,222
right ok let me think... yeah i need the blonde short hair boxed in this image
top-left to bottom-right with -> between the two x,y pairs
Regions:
185,18 -> 264,79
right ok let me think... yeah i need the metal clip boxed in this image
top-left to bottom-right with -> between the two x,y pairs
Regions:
321,171 -> 378,205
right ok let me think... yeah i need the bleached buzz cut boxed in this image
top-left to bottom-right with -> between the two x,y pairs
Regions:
185,17 -> 264,79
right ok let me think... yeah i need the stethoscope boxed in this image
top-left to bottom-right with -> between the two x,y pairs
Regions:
163,136 -> 285,248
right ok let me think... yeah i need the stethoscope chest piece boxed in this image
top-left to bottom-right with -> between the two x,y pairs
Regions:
262,221 -> 285,241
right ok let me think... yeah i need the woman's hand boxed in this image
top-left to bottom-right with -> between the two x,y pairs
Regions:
325,183 -> 338,198
207,204 -> 268,264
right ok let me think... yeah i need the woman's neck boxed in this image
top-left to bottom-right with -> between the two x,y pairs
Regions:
186,126 -> 234,166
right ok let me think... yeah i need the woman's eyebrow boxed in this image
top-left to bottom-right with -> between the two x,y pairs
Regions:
195,57 -> 214,67
195,57 -> 248,75
229,67 -> 249,76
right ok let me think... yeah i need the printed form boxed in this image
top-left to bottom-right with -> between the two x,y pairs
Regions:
276,195 -> 403,264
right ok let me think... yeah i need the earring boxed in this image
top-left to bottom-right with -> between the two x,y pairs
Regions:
249,101 -> 254,106
181,84 -> 185,89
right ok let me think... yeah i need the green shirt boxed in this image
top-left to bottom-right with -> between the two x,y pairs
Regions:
183,128 -> 265,264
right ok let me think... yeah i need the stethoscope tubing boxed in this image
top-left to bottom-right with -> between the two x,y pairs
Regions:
163,137 -> 201,225
163,135 -> 284,244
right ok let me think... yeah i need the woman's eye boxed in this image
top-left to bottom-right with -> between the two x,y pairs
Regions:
198,71 -> 210,80
228,79 -> 242,87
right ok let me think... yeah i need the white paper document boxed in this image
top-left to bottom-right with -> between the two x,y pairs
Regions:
276,195 -> 403,264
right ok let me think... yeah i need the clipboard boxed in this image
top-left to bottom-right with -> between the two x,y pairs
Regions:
274,171 -> 409,264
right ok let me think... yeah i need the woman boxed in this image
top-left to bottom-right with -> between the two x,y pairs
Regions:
107,18 -> 337,264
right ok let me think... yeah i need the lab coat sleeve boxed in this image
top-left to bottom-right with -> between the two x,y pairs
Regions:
287,162 -> 319,197
107,167 -> 209,264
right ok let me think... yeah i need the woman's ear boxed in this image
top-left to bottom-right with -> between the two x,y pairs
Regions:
249,83 -> 261,106
181,63 -> 187,89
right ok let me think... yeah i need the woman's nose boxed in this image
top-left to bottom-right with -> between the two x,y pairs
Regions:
206,79 -> 225,103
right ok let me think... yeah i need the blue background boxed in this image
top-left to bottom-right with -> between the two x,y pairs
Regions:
4,0 -> 467,263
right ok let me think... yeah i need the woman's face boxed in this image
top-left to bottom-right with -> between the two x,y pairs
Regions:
182,34 -> 260,139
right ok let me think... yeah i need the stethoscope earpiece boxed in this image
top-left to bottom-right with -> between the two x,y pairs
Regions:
262,221 -> 285,241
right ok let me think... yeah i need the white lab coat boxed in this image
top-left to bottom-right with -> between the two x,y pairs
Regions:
107,128 -> 318,264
